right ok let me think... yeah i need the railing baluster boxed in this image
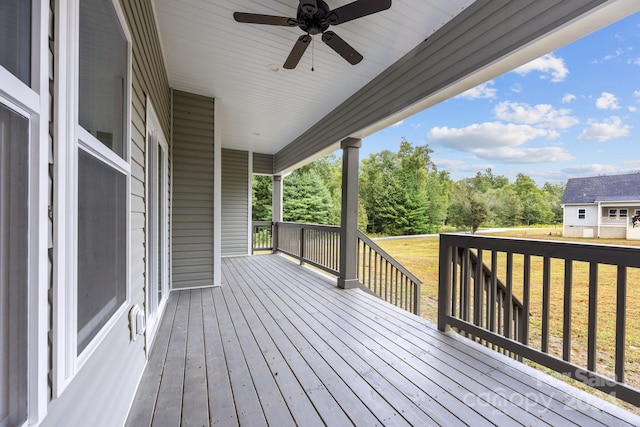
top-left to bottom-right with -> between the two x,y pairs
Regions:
504,252 -> 513,339
563,260 -> 573,362
541,257 -> 551,353
521,254 -> 530,347
587,262 -> 598,372
616,265 -> 627,383
451,247 -> 458,317
474,249 -> 484,328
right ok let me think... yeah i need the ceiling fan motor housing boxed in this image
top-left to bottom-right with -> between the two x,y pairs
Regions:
297,0 -> 331,35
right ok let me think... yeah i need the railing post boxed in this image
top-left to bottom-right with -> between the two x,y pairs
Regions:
271,221 -> 278,254
299,226 -> 305,266
338,137 -> 361,289
438,235 -> 452,332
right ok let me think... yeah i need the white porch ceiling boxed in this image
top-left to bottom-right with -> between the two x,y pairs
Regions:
152,0 -> 640,170
152,0 -> 474,154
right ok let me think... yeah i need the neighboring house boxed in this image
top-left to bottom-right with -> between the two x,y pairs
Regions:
2,1 -> 640,426
562,173 -> 640,240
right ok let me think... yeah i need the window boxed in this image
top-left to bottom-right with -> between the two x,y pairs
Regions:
78,0 -> 127,157
578,209 -> 586,219
620,209 -> 628,218
76,0 -> 129,356
609,209 -> 617,218
77,150 -> 127,353
0,103 -> 29,427
0,0 -> 31,85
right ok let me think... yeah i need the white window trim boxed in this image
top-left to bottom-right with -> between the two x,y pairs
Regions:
144,98 -> 169,354
53,0 -> 133,396
0,0 -> 50,423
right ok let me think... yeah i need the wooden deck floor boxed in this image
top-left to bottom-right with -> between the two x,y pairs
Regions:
126,254 -> 640,426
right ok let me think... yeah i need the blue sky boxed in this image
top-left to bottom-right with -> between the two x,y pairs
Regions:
358,11 -> 640,185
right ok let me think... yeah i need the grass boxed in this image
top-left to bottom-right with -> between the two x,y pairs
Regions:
375,227 -> 640,413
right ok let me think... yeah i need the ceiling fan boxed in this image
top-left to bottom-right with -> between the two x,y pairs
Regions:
233,0 -> 392,69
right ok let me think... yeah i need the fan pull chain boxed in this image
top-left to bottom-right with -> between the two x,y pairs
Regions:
311,35 -> 315,72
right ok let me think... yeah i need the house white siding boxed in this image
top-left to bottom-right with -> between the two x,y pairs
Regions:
563,205 -> 599,238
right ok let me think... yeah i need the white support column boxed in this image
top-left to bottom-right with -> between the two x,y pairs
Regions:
338,137 -> 361,289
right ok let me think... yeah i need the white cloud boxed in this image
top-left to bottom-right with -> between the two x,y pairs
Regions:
514,53 -> 569,82
562,94 -> 576,104
562,164 -> 623,176
474,146 -> 573,163
391,120 -> 404,127
457,81 -> 497,99
511,83 -> 522,94
634,90 -> 640,100
629,106 -> 638,112
493,101 -> 579,129
578,116 -> 631,142
595,92 -> 620,110
426,122 -> 569,163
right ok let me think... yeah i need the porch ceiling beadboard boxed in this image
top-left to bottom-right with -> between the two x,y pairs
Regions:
152,0 -> 640,174
152,0 -> 474,153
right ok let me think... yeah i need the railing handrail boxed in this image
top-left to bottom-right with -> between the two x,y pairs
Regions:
277,221 -> 341,232
357,230 -> 421,286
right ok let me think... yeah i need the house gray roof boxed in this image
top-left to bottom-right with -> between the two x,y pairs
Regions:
562,173 -> 640,204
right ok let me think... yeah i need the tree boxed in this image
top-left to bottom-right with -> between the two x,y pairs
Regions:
283,169 -> 333,224
360,139 -> 447,235
252,175 -> 272,221
447,179 -> 489,233
513,174 -> 553,225
542,182 -> 565,224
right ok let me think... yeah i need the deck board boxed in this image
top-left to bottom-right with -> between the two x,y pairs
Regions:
126,254 -> 640,426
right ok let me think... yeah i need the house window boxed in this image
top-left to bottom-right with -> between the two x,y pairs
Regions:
78,0 -> 127,158
578,209 -> 586,219
620,209 -> 628,218
77,150 -> 127,353
76,0 -> 129,355
0,103 -> 29,427
0,0 -> 31,85
609,209 -> 617,218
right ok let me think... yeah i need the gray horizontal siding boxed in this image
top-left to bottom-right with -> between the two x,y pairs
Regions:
171,90 -> 215,288
273,0 -> 606,172
221,149 -> 249,256
253,153 -> 274,175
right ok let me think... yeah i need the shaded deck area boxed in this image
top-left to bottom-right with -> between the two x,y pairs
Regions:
126,255 -> 640,426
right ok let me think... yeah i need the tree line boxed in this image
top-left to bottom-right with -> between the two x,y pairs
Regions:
253,139 -> 564,235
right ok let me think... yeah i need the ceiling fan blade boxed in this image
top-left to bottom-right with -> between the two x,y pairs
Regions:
299,0 -> 317,15
233,12 -> 296,26
322,31 -> 363,65
329,0 -> 392,25
283,35 -> 312,69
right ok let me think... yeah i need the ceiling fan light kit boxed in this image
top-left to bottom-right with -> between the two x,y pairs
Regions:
233,0 -> 392,69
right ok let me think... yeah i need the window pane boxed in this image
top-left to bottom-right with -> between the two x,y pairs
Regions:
0,0 -> 31,85
78,0 -> 127,157
77,150 -> 126,353
0,103 -> 29,425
